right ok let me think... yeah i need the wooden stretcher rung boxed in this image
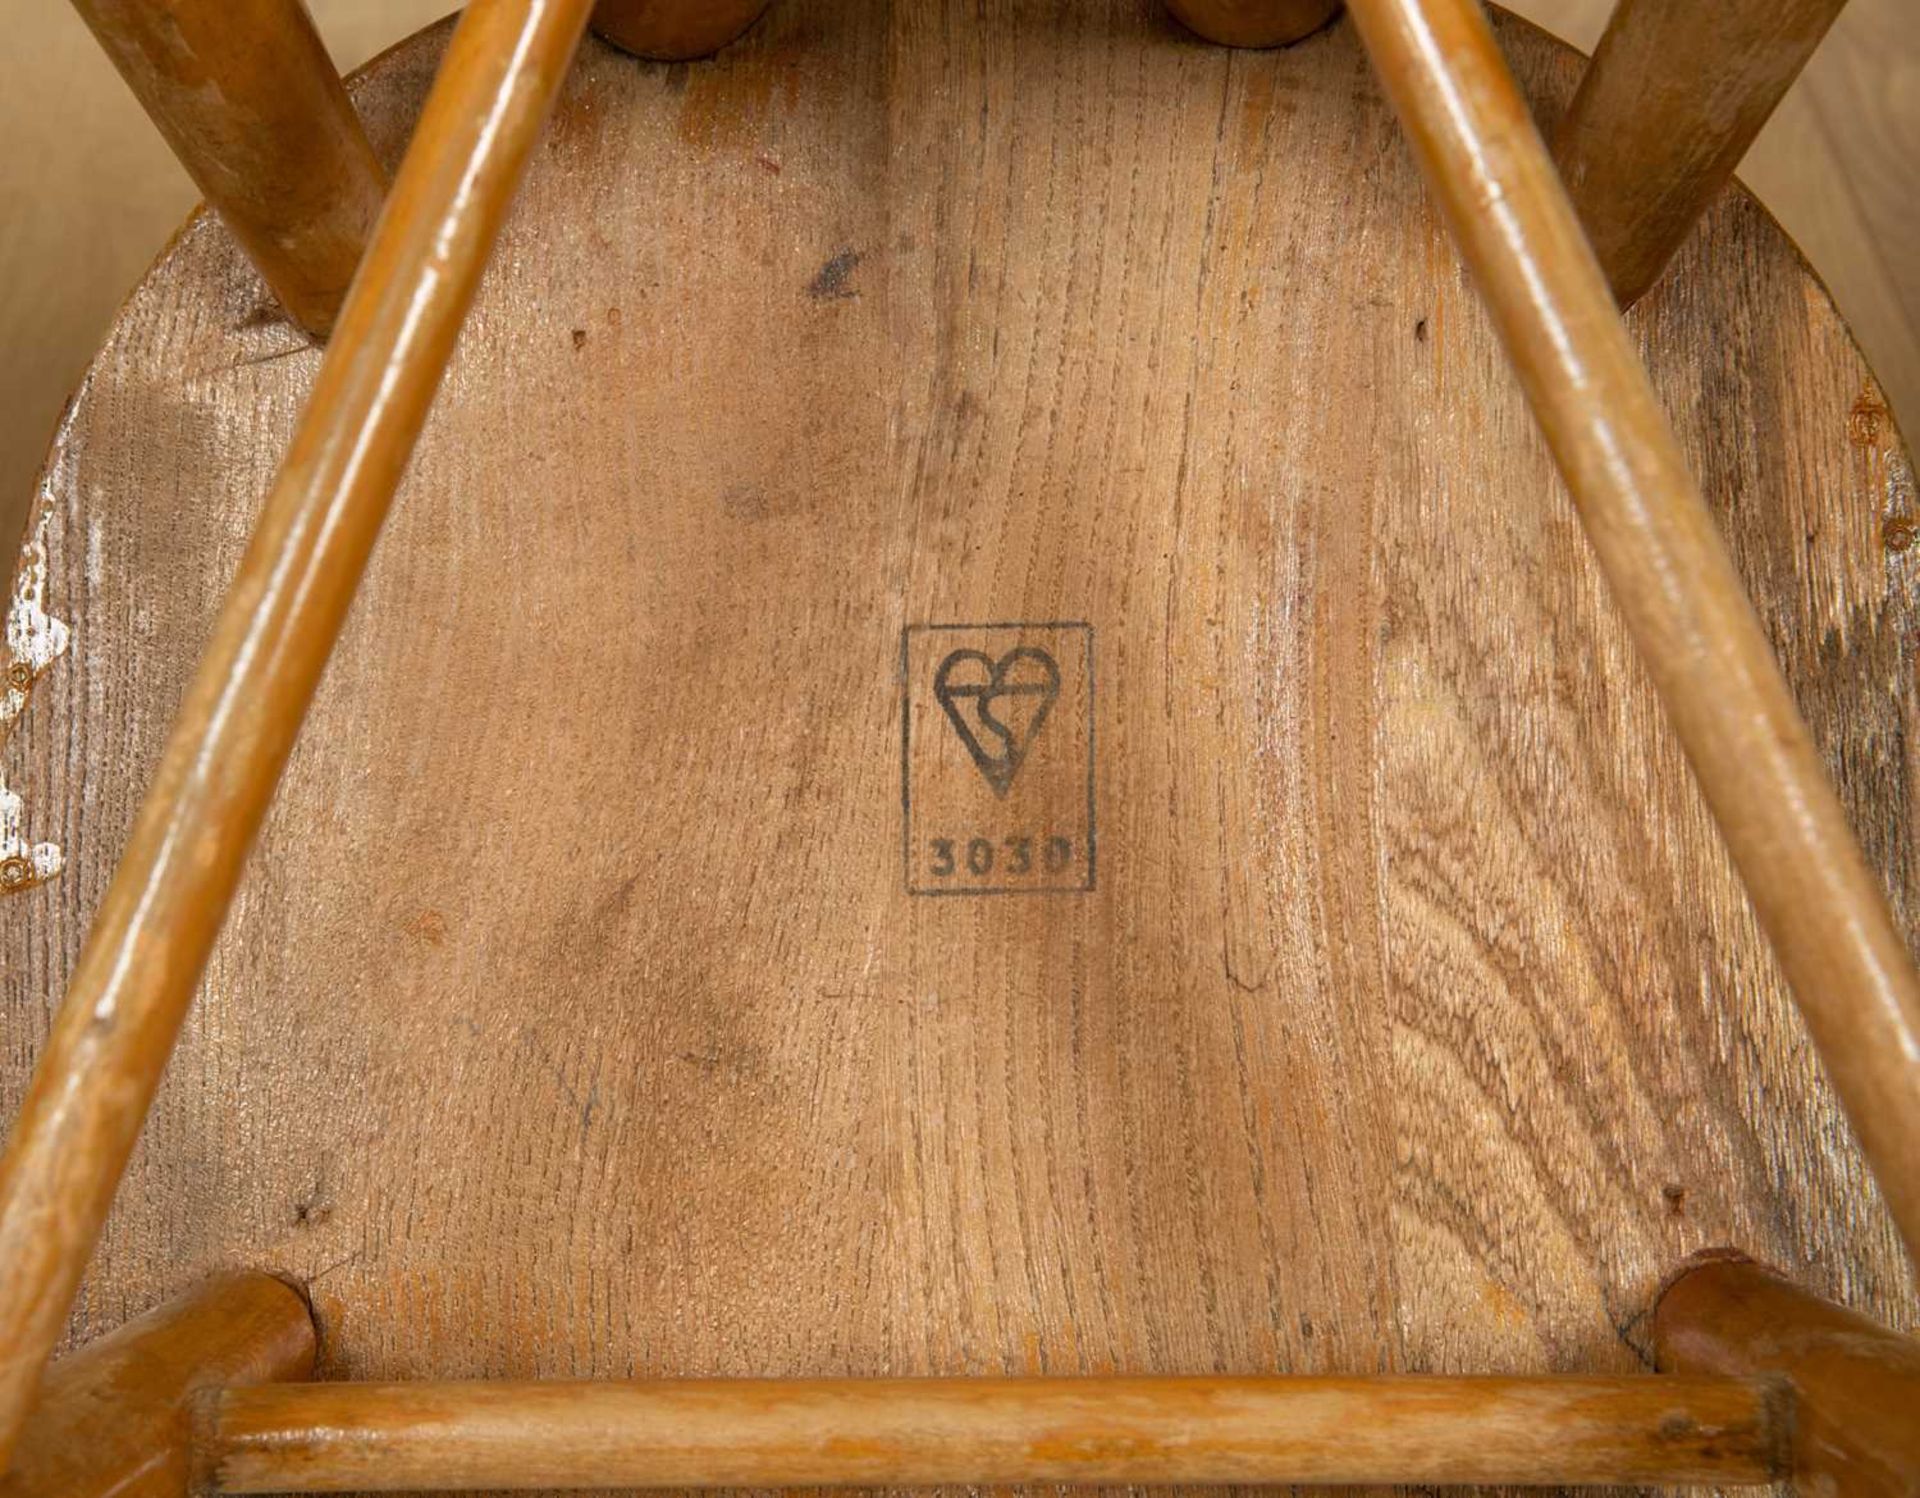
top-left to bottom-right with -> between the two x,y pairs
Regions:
198,1374 -> 1786,1493
14,1265 -> 1915,1496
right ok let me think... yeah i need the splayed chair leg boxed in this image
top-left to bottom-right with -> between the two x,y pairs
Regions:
69,0 -> 387,338
1554,0 -> 1848,308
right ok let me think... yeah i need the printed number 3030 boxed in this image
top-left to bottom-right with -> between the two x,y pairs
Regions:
930,836 -> 1073,878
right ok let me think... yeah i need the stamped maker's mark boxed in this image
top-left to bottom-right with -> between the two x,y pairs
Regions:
932,645 -> 1060,799
902,623 -> 1094,896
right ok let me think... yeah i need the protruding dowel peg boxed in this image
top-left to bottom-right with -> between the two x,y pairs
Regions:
0,1273 -> 314,1498
69,0 -> 387,338
590,0 -> 776,60
1164,0 -> 1341,48
1554,0 -> 1849,308
1655,1254 -> 1920,1498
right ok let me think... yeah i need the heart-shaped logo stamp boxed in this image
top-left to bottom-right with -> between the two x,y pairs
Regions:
902,622 -> 1092,895
933,646 -> 1061,799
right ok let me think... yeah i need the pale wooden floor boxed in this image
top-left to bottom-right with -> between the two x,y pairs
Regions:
1,0 -> 1915,556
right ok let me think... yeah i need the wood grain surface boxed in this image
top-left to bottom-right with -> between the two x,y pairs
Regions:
2,7 -> 1916,1494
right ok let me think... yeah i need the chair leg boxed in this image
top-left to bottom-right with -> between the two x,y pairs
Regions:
1655,1252 -> 1920,1498
68,0 -> 388,338
1162,0 -> 1342,48
1342,0 -> 1920,1271
589,0 -> 776,60
0,0 -> 595,1470
0,1273 -> 313,1498
1554,0 -> 1849,308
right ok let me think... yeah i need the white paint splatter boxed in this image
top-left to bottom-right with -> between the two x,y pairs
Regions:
1,452 -> 73,896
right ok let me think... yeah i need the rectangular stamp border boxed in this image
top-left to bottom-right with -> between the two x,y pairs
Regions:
900,621 -> 1096,897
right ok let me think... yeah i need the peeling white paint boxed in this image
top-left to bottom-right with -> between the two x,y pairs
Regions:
0,786 -> 62,892
1,454 -> 73,895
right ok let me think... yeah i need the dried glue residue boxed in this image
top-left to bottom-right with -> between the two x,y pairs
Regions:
1,462 -> 72,895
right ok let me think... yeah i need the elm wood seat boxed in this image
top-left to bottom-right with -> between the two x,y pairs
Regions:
0,0 -> 1916,1488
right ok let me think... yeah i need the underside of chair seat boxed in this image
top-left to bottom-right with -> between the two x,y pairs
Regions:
3,0 -> 1914,1421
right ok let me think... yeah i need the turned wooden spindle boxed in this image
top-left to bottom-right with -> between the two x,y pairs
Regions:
1655,1254 -> 1920,1498
1342,0 -> 1920,1267
0,0 -> 595,1469
1163,0 -> 1342,49
590,0 -> 775,60
0,1274 -> 313,1498
1555,0 -> 1851,308
200,1375 -> 1784,1493
68,0 -> 386,338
